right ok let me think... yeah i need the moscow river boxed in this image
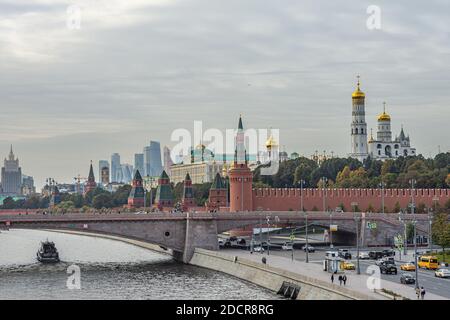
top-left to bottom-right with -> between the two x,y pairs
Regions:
0,229 -> 279,300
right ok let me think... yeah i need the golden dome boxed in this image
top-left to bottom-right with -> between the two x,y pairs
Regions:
266,134 -> 278,148
377,102 -> 390,121
377,112 -> 391,121
352,76 -> 365,98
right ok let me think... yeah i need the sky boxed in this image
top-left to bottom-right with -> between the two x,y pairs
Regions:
0,0 -> 449,189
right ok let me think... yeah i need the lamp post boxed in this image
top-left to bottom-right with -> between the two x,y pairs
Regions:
329,210 -> 333,248
412,217 -> 419,290
354,212 -> 361,275
266,215 -> 271,256
428,207 -> 433,252
305,212 -> 309,263
399,210 -> 408,255
322,177 -> 328,212
258,208 -> 263,254
409,179 -> 416,215
379,182 -> 385,214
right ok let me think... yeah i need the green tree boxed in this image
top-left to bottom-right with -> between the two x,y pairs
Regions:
432,213 -> 450,261
92,193 -> 113,209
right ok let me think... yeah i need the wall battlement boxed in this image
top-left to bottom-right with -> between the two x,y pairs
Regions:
252,188 -> 449,212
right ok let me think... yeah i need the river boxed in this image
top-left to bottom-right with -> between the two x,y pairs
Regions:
0,229 -> 280,300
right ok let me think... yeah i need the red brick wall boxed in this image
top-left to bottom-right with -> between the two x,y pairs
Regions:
252,188 -> 449,212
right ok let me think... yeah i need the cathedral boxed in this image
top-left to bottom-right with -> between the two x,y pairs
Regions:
349,77 -> 416,162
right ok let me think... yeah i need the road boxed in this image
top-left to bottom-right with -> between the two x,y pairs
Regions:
221,245 -> 450,299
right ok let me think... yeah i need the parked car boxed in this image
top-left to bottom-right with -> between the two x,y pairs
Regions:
435,268 -> 450,278
400,273 -> 415,284
338,249 -> 352,259
335,207 -> 344,213
282,242 -> 293,251
358,252 -> 370,259
380,262 -> 398,275
400,262 -> 416,271
218,239 -> 225,247
302,245 -> 315,253
341,261 -> 356,270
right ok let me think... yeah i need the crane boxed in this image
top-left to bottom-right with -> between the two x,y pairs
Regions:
73,174 -> 88,194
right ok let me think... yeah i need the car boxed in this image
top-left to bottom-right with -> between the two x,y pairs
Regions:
342,261 -> 356,270
338,249 -> 352,259
335,207 -> 344,213
325,251 -> 339,258
218,239 -> 225,247
369,251 -> 384,260
400,273 -> 416,284
375,259 -> 385,266
400,262 -> 416,271
253,246 -> 264,253
435,268 -> 450,278
382,249 -> 395,257
302,245 -> 315,253
358,252 -> 370,259
380,262 -> 398,275
282,243 -> 293,251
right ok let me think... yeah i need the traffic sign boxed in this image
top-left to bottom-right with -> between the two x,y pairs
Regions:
366,221 -> 377,229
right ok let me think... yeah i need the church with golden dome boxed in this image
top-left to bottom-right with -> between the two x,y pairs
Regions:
367,102 -> 416,160
349,77 -> 416,162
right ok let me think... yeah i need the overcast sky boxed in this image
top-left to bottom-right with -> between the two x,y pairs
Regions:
0,0 -> 449,188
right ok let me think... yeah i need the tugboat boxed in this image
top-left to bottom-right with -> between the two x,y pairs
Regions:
37,240 -> 60,263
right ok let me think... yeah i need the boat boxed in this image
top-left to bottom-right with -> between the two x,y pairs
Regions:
37,240 -> 60,263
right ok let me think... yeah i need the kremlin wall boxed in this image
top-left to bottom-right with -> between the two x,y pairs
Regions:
251,188 -> 449,212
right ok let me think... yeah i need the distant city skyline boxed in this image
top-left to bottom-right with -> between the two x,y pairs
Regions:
1,0 -> 449,188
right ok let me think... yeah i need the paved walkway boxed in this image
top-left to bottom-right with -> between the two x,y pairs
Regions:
226,249 -> 446,300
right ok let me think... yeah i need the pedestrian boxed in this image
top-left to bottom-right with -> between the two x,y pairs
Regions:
420,287 -> 426,300
331,274 -> 334,284
338,275 -> 343,286
343,275 -> 347,286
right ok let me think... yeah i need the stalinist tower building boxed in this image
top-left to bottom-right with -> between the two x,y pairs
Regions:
349,76 -> 369,162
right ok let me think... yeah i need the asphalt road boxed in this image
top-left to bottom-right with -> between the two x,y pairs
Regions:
222,245 -> 450,299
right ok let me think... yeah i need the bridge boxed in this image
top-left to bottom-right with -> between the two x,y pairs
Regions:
0,212 -> 432,263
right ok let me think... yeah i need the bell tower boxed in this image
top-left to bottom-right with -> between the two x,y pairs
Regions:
349,76 -> 368,162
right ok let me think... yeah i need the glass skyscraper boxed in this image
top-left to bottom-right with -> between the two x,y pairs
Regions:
143,141 -> 163,177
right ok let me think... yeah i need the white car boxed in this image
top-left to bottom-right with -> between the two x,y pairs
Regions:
218,239 -> 225,247
253,246 -> 264,253
281,243 -> 293,251
358,252 -> 370,259
435,268 -> 450,278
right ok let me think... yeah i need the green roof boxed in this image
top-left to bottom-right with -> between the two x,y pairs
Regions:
210,173 -> 226,190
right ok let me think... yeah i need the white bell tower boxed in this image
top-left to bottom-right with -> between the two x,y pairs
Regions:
349,76 -> 368,162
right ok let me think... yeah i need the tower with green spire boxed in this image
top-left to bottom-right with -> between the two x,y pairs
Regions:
154,170 -> 174,209
128,170 -> 145,208
206,172 -> 228,211
182,172 -> 195,210
84,161 -> 97,195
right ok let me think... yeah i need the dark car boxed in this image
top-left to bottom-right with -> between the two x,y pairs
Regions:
400,273 -> 415,284
302,245 -> 315,253
338,249 -> 352,259
369,251 -> 384,260
380,262 -> 398,275
382,249 -> 395,257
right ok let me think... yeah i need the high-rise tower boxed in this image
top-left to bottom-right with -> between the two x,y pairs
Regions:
1,145 -> 22,195
349,76 -> 368,162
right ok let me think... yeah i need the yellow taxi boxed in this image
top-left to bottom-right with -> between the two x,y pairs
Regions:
400,262 -> 416,271
341,261 -> 356,270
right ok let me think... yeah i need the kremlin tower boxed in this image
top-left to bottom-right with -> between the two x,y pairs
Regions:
228,115 -> 253,212
206,172 -> 228,212
84,161 -> 97,195
181,172 -> 195,210
154,170 -> 174,210
127,170 -> 145,208
349,76 -> 369,162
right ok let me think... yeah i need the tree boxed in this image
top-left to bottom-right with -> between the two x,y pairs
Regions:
1,197 -> 16,209
92,193 -> 113,209
406,222 -> 415,243
432,212 -> 450,261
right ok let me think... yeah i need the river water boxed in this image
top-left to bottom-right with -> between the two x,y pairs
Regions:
0,229 -> 280,300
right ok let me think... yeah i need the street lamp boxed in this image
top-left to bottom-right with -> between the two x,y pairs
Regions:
305,212 -> 309,263
379,181 -> 385,214
412,218 -> 419,290
428,207 -> 433,252
266,215 -> 271,256
409,179 -> 416,214
399,210 -> 408,255
322,177 -> 328,212
329,210 -> 333,248
354,212 -> 361,274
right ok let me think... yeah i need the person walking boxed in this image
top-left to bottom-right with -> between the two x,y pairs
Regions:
342,275 -> 347,286
338,275 -> 343,286
420,287 -> 426,300
331,274 -> 334,284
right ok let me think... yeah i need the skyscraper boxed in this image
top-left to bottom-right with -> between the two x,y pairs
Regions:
143,141 -> 163,177
121,164 -> 133,183
99,160 -> 109,184
134,153 -> 144,176
1,145 -> 22,195
111,153 -> 121,183
163,146 -> 174,176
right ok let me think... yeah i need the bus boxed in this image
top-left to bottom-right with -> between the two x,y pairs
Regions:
418,256 -> 439,270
